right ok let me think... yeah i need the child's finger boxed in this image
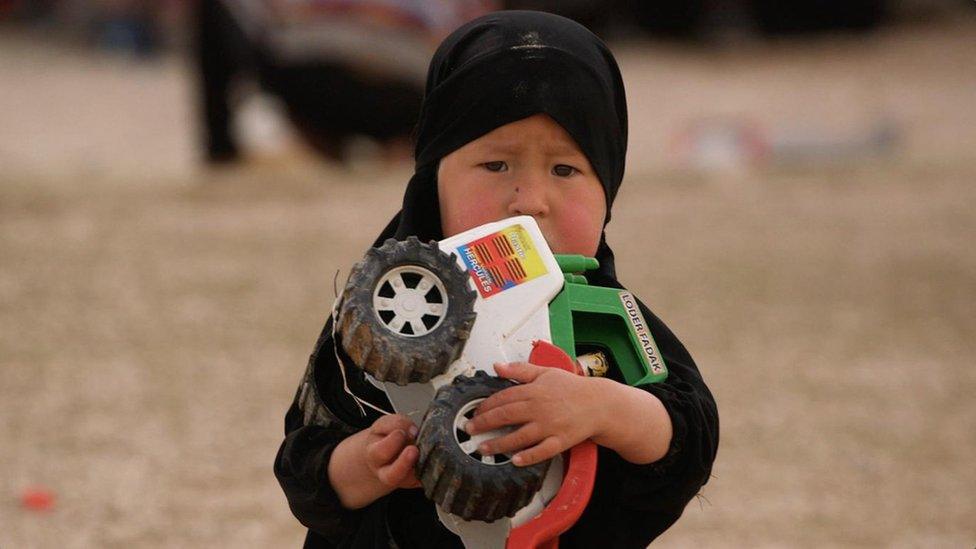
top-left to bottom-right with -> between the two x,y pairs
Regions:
376,445 -> 419,487
473,384 -> 531,416
493,361 -> 546,383
512,436 -> 564,467
465,401 -> 533,435
371,414 -> 419,438
475,422 -> 542,457
366,429 -> 410,467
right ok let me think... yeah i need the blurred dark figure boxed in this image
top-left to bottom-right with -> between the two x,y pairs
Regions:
0,0 -> 168,55
195,0 -> 495,164
99,0 -> 158,56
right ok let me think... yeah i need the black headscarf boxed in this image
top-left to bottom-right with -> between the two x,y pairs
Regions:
372,10 -> 628,282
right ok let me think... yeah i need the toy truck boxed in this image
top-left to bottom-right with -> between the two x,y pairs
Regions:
335,216 -> 668,548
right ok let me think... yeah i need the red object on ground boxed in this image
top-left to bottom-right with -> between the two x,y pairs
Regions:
21,486 -> 56,512
506,341 -> 598,549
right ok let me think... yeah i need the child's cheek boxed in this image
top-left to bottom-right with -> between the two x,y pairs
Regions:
554,215 -> 602,255
440,186 -> 507,237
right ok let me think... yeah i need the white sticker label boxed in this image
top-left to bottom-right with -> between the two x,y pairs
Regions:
618,291 -> 666,376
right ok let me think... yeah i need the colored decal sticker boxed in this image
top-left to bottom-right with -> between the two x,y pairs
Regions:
618,291 -> 666,375
457,224 -> 548,298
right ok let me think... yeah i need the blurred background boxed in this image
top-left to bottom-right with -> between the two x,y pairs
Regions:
1,1 -> 974,547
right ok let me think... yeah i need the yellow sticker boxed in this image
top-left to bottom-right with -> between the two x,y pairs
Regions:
457,224 -> 548,298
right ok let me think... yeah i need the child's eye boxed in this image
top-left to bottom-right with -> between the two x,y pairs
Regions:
552,164 -> 579,177
482,161 -> 508,173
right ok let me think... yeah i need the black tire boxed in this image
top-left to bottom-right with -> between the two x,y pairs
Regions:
415,372 -> 551,522
337,237 -> 477,385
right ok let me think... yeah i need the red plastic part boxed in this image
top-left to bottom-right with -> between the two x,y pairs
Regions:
21,486 -> 56,512
505,341 -> 598,549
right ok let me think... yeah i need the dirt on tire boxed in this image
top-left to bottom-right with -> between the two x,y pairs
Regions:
336,236 -> 477,385
415,372 -> 551,522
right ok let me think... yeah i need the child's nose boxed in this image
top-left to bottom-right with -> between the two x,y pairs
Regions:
507,177 -> 549,217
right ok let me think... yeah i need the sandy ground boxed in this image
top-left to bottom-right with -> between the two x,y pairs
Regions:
1,16 -> 975,548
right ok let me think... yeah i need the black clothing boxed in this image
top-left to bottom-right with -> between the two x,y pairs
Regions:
276,303 -> 717,548
275,10 -> 719,548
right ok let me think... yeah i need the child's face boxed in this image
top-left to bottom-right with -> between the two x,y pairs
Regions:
437,114 -> 606,256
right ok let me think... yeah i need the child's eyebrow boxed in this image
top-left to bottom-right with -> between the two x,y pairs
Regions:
478,139 -> 584,157
544,141 -> 585,157
479,141 -> 522,155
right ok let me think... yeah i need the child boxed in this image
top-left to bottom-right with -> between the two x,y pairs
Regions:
275,11 -> 718,548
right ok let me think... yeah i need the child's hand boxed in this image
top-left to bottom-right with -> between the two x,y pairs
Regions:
363,414 -> 422,489
464,361 -> 674,467
329,413 -> 420,509
463,362 -> 608,467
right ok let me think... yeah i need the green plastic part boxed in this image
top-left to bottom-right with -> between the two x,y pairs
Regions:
563,273 -> 589,285
554,254 -> 600,274
548,281 -> 668,387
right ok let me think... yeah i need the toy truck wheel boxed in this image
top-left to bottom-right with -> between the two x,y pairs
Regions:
416,372 -> 551,522
337,237 -> 477,385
